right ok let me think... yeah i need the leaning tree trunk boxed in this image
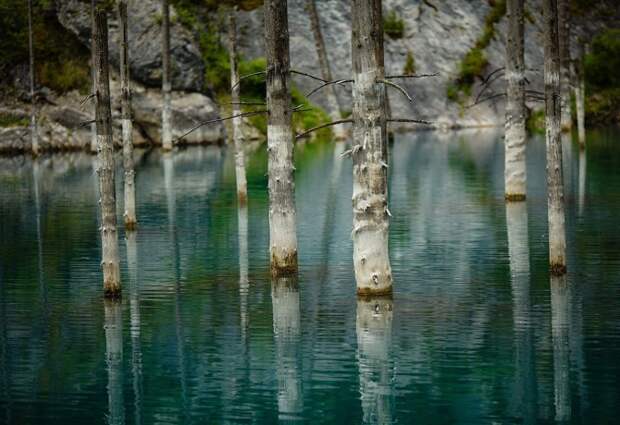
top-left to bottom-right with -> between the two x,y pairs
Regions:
265,0 -> 298,275
229,9 -> 248,204
558,0 -> 572,132
27,0 -> 38,155
504,0 -> 527,201
161,0 -> 173,150
94,6 -> 122,297
90,0 -> 98,153
119,0 -> 137,229
304,0 -> 346,139
351,0 -> 393,295
543,0 -> 567,275
574,42 -> 586,147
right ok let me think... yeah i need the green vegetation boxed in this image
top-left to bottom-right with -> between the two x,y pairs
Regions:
447,0 -> 506,103
584,29 -> 620,125
0,112 -> 29,127
526,109 -> 545,134
0,0 -> 90,94
383,10 -> 405,39
403,50 -> 416,75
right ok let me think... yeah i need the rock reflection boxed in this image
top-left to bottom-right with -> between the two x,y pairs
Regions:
550,274 -> 570,422
104,299 -> 125,425
356,297 -> 394,425
506,202 -> 537,423
272,277 -> 303,422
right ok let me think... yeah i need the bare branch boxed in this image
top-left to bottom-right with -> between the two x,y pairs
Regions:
290,69 -> 327,83
174,110 -> 267,143
378,79 -> 413,102
385,72 -> 439,79
481,67 -> 505,85
467,92 -> 507,108
387,118 -> 433,125
231,71 -> 266,90
475,71 -> 505,103
228,101 -> 266,106
79,93 -> 96,107
79,119 -> 97,127
305,79 -> 353,99
295,119 -> 353,140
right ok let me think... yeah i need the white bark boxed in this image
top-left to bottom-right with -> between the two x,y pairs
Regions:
27,0 -> 38,155
272,277 -> 302,422
229,10 -> 248,204
356,297 -> 394,425
104,299 -> 125,425
90,0 -> 98,154
550,274 -> 571,422
504,0 -> 527,200
543,0 -> 567,275
119,1 -> 137,229
161,0 -> 172,150
351,0 -> 392,295
558,0 -> 572,131
94,6 -> 122,296
575,50 -> 586,146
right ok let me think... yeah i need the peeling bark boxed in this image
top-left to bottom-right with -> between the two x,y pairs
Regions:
504,0 -> 527,200
94,7 -> 122,297
229,9 -> 248,205
161,0 -> 173,150
558,0 -> 572,131
265,0 -> 298,275
304,0 -> 346,139
543,0 -> 566,275
351,0 -> 393,295
119,1 -> 137,230
27,0 -> 38,155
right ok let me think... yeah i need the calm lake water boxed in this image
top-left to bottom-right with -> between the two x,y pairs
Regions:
1,128 -> 619,424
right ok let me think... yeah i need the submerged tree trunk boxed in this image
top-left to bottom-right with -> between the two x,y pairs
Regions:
550,274 -> 571,421
90,0 -> 98,153
574,43 -> 586,147
27,0 -> 38,155
351,0 -> 392,295
229,9 -> 248,204
558,0 -> 572,131
543,0 -> 566,275
94,7 -> 122,297
504,0 -> 527,201
161,0 -> 172,150
104,299 -> 125,425
304,0 -> 346,139
119,1 -> 137,229
265,0 -> 298,275
125,231 -> 143,425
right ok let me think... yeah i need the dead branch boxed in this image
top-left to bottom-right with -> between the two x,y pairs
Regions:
378,79 -> 413,102
305,79 -> 353,99
228,101 -> 266,106
385,72 -> 439,79
475,71 -> 505,103
467,92 -> 506,108
231,71 -> 266,90
295,119 -> 353,139
174,110 -> 267,143
79,93 -> 96,107
387,118 -> 433,125
481,67 -> 505,85
79,119 -> 97,127
291,69 -> 327,83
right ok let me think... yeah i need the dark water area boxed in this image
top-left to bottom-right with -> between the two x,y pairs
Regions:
0,128 -> 619,424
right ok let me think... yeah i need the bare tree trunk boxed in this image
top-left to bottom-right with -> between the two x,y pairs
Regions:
27,0 -> 38,155
90,0 -> 98,153
94,6 -> 122,297
574,43 -> 586,147
351,0 -> 392,295
104,299 -> 125,425
304,0 -> 346,140
119,0 -> 137,229
161,0 -> 173,150
504,0 -> 527,201
229,9 -> 248,204
543,0 -> 566,275
265,0 -> 298,275
558,0 -> 572,131
550,274 -> 571,421
356,297 -> 394,424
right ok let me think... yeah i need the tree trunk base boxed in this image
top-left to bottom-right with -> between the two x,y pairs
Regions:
550,263 -> 567,276
357,286 -> 393,297
104,285 -> 122,299
505,193 -> 526,202
270,251 -> 298,277
124,218 -> 137,231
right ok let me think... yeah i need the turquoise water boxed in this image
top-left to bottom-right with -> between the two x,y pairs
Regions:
0,128 -> 619,424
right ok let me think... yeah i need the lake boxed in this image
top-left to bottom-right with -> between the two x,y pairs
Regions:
1,128 -> 619,424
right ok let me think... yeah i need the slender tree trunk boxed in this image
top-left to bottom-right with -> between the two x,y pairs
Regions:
356,297 -> 394,424
578,147 -> 586,216
504,0 -> 527,201
550,274 -> 571,421
558,0 -> 572,131
126,231 -> 143,425
94,6 -> 122,297
543,0 -> 566,275
104,299 -> 125,425
119,1 -> 137,229
90,0 -> 98,153
229,9 -> 248,204
351,0 -> 392,295
574,43 -> 586,147
304,0 -> 346,140
265,0 -> 298,275
27,0 -> 38,155
161,0 -> 173,150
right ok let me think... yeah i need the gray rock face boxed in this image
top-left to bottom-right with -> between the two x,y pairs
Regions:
236,0 -> 548,128
56,0 -> 204,92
